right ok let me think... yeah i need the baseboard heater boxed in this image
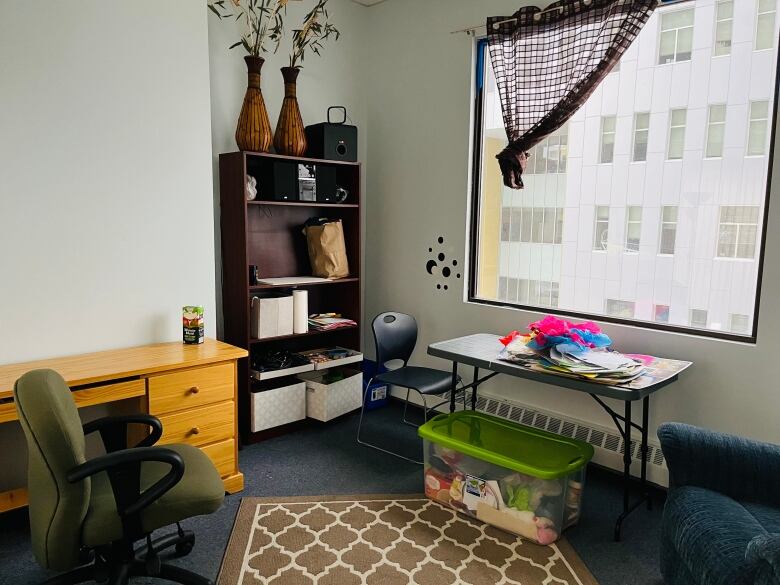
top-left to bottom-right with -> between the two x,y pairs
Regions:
394,388 -> 669,487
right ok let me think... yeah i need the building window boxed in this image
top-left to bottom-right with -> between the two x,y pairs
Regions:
625,206 -> 642,252
654,304 -> 670,323
717,206 -> 760,259
469,13 -> 776,341
714,1 -> 733,56
667,108 -> 687,159
606,299 -> 636,318
748,100 -> 769,156
632,113 -> 650,162
659,9 -> 694,64
600,116 -> 616,163
705,105 -> 726,158
729,313 -> 750,334
659,206 -> 678,255
690,309 -> 708,328
593,206 -> 610,251
527,127 -> 568,174
756,0 -> 777,51
498,277 -> 559,308
500,207 -> 564,244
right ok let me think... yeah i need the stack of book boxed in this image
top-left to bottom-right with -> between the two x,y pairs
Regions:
308,313 -> 357,331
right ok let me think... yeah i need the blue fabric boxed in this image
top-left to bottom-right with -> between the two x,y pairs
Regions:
658,423 -> 780,585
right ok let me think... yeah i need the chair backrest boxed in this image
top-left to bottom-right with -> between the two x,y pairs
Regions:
372,312 -> 418,367
14,369 -> 90,571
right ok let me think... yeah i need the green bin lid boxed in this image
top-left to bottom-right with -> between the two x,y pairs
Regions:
418,411 -> 593,480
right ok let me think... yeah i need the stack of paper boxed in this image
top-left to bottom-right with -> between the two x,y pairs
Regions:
308,313 -> 357,331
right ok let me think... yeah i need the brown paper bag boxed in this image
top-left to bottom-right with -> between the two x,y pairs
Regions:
304,220 -> 350,278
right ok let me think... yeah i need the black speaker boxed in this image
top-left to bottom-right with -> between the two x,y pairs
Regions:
315,165 -> 339,203
258,162 -> 298,201
305,107 -> 358,162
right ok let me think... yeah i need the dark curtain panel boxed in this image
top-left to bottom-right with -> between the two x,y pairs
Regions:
487,0 -> 656,189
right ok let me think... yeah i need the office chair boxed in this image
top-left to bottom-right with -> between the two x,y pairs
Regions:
356,312 -> 465,463
14,369 -> 226,585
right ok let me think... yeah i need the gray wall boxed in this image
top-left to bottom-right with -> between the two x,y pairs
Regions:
362,0 -> 780,444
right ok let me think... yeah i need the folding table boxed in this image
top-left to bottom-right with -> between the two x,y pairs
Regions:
428,333 -> 691,541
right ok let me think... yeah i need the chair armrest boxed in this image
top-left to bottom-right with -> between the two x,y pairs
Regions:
747,534 -> 780,585
658,422 -> 780,506
83,414 -> 163,452
67,446 -> 184,519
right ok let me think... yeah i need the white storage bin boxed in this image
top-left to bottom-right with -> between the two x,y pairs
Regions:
251,295 -> 293,339
298,368 -> 362,422
250,380 -> 306,432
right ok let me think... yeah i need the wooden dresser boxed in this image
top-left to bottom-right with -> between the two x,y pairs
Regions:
0,338 -> 247,513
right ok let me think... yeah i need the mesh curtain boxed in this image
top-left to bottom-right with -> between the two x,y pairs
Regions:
487,0 -> 656,189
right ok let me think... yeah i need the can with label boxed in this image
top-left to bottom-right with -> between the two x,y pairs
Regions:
183,306 -> 204,344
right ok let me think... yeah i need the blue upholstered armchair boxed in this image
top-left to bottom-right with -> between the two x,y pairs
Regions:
658,423 -> 780,585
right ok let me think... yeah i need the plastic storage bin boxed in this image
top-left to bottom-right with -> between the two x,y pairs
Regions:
418,412 -> 593,545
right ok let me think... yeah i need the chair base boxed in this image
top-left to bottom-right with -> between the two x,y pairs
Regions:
41,529 -> 210,585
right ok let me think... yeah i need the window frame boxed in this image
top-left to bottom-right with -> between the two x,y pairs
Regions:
466,36 -> 779,344
658,7 -> 695,64
714,0 -> 733,57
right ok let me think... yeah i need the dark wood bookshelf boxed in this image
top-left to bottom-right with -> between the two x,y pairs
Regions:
218,151 -> 362,444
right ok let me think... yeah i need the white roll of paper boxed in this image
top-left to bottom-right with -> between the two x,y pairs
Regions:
293,289 -> 309,334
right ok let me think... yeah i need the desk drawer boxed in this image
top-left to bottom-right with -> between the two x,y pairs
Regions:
201,439 -> 236,477
158,401 -> 234,447
148,363 -> 234,415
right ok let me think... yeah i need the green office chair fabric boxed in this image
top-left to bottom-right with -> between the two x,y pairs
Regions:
14,369 -> 92,571
13,368 -> 226,577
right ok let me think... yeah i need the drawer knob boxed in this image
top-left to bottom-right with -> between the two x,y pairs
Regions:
190,427 -> 200,435
189,386 -> 200,395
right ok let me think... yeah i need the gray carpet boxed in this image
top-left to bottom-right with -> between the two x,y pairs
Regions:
0,402 -> 665,585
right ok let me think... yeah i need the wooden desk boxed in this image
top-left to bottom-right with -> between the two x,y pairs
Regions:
0,338 -> 248,513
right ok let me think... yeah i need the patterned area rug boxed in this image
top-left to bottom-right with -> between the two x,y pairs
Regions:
218,495 -> 598,585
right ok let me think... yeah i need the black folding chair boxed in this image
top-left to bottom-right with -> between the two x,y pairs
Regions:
356,312 -> 465,463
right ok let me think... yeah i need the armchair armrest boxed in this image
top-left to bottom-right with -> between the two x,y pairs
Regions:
746,534 -> 780,585
83,414 -> 163,452
68,447 -> 184,525
658,422 -> 780,506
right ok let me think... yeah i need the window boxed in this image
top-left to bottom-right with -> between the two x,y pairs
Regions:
632,113 -> 650,161
705,105 -> 726,158
500,207 -> 564,244
690,309 -> 708,328
748,101 -> 770,156
606,299 -> 635,318
469,10 -> 776,341
667,108 -> 687,159
659,206 -> 678,255
527,127 -> 569,174
717,206 -> 760,259
593,206 -> 610,251
600,116 -> 616,163
625,206 -> 642,252
729,313 -> 750,334
756,0 -> 777,50
659,9 -> 694,64
654,304 -> 670,323
498,278 -> 559,308
714,1 -> 733,56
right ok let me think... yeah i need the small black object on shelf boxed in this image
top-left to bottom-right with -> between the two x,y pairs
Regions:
305,106 -> 358,162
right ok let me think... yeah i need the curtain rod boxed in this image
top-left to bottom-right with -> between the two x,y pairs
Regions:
450,0 -> 688,35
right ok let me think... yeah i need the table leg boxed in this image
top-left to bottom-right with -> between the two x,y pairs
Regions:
471,367 -> 479,410
642,396 -> 651,511
449,362 -> 459,413
615,400 -> 632,542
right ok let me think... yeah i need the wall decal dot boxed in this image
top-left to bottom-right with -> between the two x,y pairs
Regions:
442,267 -> 451,278
437,236 -> 444,244
425,235 -> 462,292
453,260 -> 458,266
428,247 -> 432,252
437,284 -> 441,289
444,285 -> 449,290
457,273 -> 461,279
438,253 -> 445,261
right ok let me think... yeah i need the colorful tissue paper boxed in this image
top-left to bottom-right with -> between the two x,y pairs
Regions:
512,316 -> 612,354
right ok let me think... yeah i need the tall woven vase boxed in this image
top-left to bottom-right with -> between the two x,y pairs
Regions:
235,56 -> 273,153
273,67 -> 307,156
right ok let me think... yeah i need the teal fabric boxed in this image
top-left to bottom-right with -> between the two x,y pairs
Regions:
14,369 -> 91,571
659,423 -> 780,585
81,443 -> 224,547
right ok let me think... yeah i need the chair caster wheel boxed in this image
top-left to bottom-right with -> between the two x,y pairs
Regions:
146,553 -> 162,576
175,540 -> 194,557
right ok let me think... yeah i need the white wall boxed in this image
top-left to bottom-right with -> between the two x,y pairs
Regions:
207,0 -> 368,335
363,0 -> 780,445
0,1 -> 216,363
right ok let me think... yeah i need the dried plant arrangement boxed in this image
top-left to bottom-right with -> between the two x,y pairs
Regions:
288,0 -> 340,69
208,0 -> 287,57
